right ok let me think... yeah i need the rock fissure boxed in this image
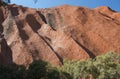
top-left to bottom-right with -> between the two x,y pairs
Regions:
37,33 -> 63,64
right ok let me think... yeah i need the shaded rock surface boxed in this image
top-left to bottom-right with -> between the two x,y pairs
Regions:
0,4 -> 120,66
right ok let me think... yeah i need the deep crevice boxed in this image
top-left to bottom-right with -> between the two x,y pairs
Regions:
99,12 -> 120,25
45,12 -> 56,30
26,14 -> 41,33
0,24 -> 3,33
37,11 -> 47,24
73,38 -> 95,58
37,33 -> 63,64
0,8 -> 5,24
0,20 -> 13,64
15,19 -> 29,41
0,37 -> 13,64
9,6 -> 19,16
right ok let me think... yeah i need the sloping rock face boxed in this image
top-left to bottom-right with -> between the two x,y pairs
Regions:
0,4 -> 120,66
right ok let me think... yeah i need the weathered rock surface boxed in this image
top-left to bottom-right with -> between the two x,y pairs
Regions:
0,4 -> 120,66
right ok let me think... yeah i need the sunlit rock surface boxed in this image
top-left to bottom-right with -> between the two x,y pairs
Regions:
0,4 -> 120,66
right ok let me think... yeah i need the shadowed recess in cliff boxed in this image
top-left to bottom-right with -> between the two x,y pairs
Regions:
38,34 -> 63,64
37,11 -> 47,24
99,12 -> 120,25
19,6 -> 27,13
1,38 -> 12,64
56,10 -> 64,27
0,53 -> 4,64
76,8 -> 88,25
30,49 -> 40,61
73,38 -> 95,58
0,8 -> 4,23
9,6 -> 19,16
0,24 -> 3,33
0,22 -> 12,64
15,19 -> 29,41
26,14 -> 41,33
46,12 -> 56,30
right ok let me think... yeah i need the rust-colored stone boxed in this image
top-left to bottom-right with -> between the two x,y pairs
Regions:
0,4 -> 120,66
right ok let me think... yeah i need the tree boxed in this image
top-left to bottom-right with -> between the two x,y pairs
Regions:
27,60 -> 48,79
58,52 -> 120,79
0,63 -> 26,79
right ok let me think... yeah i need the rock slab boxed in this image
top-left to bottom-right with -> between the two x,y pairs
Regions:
0,4 -> 120,66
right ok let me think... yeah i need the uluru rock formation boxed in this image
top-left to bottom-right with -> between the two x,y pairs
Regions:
0,4 -> 120,66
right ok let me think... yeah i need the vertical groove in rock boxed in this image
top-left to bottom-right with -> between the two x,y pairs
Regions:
38,33 -> 63,64
0,35 -> 12,64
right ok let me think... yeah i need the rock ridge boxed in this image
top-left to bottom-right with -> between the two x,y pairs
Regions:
0,4 -> 120,66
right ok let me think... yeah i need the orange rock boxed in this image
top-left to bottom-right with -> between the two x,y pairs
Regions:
0,4 -> 120,66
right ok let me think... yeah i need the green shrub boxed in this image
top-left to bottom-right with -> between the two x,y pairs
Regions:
92,51 -> 120,79
27,60 -> 48,79
0,64 -> 26,79
58,60 -> 82,79
58,51 -> 120,79
47,67 -> 60,79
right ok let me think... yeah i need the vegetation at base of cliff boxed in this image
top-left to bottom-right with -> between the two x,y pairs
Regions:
59,51 -> 120,79
0,51 -> 120,79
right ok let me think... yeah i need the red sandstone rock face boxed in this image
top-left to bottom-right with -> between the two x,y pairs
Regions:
0,4 -> 120,66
